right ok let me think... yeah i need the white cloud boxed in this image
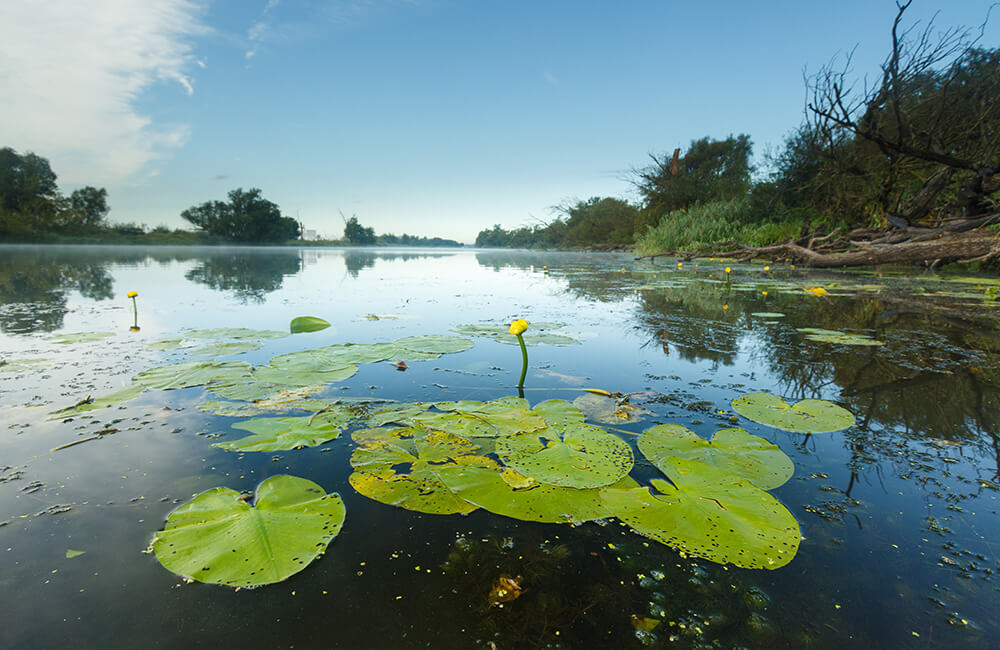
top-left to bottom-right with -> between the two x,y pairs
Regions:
0,0 -> 205,184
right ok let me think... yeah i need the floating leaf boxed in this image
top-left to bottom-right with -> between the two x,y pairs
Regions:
147,338 -> 187,351
638,424 -> 793,489
365,403 -> 432,428
495,422 -> 634,489
252,363 -> 358,386
46,331 -> 114,344
433,397 -> 548,437
531,399 -> 586,427
290,316 -> 331,334
134,360 -> 252,390
797,327 -> 884,346
600,457 -> 800,569
151,475 -> 345,588
0,357 -> 50,373
452,322 -> 580,346
206,379 -> 308,403
435,455 -> 637,524
188,341 -> 262,356
214,411 -> 355,452
348,433 -> 478,515
48,385 -> 145,420
572,393 -> 650,424
65,549 -> 86,559
751,312 -> 786,319
197,400 -> 268,417
393,335 -> 473,355
732,392 -> 855,433
184,328 -> 287,340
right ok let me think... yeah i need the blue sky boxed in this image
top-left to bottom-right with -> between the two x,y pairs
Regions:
2,1 -> 997,242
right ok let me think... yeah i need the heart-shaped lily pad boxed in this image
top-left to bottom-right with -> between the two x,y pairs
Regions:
638,424 -> 793,489
348,432 -> 479,515
290,316 -> 331,333
151,475 -> 345,588
495,422 -> 634,489
214,410 -> 355,452
600,457 -> 800,569
392,335 -> 473,355
797,327 -> 884,346
732,392 -> 855,433
134,360 -> 253,390
434,455 -> 639,524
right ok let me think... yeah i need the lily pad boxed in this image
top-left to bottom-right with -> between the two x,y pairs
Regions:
495,422 -> 634,489
732,392 -> 855,433
48,385 -> 145,420
0,357 -> 50,373
134,360 -> 253,390
188,341 -> 262,356
600,457 -> 800,569
751,312 -> 786,319
184,328 -> 288,340
392,335 -> 473,355
797,327 -> 884,346
433,397 -> 548,437
531,399 -> 586,427
452,323 -> 580,346
252,364 -> 358,386
46,331 -> 114,344
348,433 -> 479,515
290,316 -> 331,334
151,475 -> 345,588
147,337 -> 188,351
213,411 -> 353,452
572,393 -> 650,424
638,424 -> 793,489
435,455 -> 639,524
197,400 -> 268,417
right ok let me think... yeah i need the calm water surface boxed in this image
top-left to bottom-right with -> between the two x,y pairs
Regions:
1,244 -> 999,649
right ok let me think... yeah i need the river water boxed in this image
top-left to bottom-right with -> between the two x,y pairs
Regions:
1,244 -> 998,649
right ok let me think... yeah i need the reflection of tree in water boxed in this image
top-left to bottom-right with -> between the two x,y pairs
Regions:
0,248 -> 116,333
185,252 -> 302,303
342,250 -> 376,278
635,284 -> 742,365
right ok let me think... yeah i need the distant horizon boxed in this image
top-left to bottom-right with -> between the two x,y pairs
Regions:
3,1 -> 997,243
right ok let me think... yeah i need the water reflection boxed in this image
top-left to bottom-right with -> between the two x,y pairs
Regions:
184,250 -> 302,303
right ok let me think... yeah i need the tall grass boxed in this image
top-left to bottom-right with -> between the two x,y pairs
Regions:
634,198 -> 802,254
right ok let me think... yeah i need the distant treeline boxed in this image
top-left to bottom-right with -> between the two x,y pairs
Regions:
477,8 -> 1000,253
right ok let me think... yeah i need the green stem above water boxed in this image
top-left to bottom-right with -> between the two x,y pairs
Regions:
516,333 -> 528,389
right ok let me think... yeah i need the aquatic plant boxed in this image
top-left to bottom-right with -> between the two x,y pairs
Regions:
732,392 -> 855,433
289,316 -> 330,333
509,318 -> 528,389
128,290 -> 139,331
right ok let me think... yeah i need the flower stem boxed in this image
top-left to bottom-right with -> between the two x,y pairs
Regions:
516,333 -> 528,389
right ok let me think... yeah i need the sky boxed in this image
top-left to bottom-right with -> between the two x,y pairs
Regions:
1,1 -> 997,243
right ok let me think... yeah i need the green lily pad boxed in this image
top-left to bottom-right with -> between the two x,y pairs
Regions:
205,379 -> 308,402
0,357 -> 50,373
133,360 -> 253,390
290,316 -> 331,334
197,400 -> 268,417
348,433 -> 479,515
495,422 -> 634,489
600,457 -> 800,569
435,455 -> 638,524
751,312 -> 786,318
46,331 -> 114,344
352,425 -> 425,454
452,323 -> 580,346
184,328 -> 288,340
432,397 -> 548,437
151,475 -> 345,588
366,403 -> 432,428
572,393 -> 650,424
214,411 -> 354,452
268,350 -> 352,373
638,424 -> 793,489
48,385 -> 145,420
732,392 -> 855,433
252,364 -> 358,386
392,335 -> 473,355
147,337 -> 188,351
531,399 -> 586,427
188,341 -> 262,356
797,327 -> 884,346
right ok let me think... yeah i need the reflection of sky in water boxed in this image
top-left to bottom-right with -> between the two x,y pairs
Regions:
1,245 -> 1000,649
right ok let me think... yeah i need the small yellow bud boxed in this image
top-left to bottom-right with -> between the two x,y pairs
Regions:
677,262 -> 682,268
127,291 -> 138,298
762,291 -> 768,296
509,319 -> 528,335
764,266 -> 770,271
724,267 -> 731,274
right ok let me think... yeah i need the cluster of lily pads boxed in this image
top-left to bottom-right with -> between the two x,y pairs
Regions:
43,322 -> 857,589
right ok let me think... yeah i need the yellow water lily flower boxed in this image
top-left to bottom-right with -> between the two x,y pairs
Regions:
509,319 -> 528,335
805,286 -> 828,297
677,262 -> 682,269
724,267 -> 731,274
127,291 -> 138,298
763,266 -> 770,272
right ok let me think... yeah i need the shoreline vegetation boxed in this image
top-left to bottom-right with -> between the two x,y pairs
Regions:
2,5 -> 997,268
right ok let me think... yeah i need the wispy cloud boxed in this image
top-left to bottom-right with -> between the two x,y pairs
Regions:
0,0 -> 205,184
543,70 -> 560,86
245,0 -> 281,60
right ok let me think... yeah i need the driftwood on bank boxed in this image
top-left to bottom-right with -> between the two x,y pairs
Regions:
636,214 -> 1000,269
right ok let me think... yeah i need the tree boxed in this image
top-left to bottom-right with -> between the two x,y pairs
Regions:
635,135 -> 753,217
806,1 -> 1000,228
0,147 -> 63,235
181,188 -> 299,242
342,215 -> 376,245
61,186 -> 110,232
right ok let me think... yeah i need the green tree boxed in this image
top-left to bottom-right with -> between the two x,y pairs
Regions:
342,215 -> 376,245
635,135 -> 753,217
61,186 -> 110,232
181,188 -> 299,243
0,147 -> 63,235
